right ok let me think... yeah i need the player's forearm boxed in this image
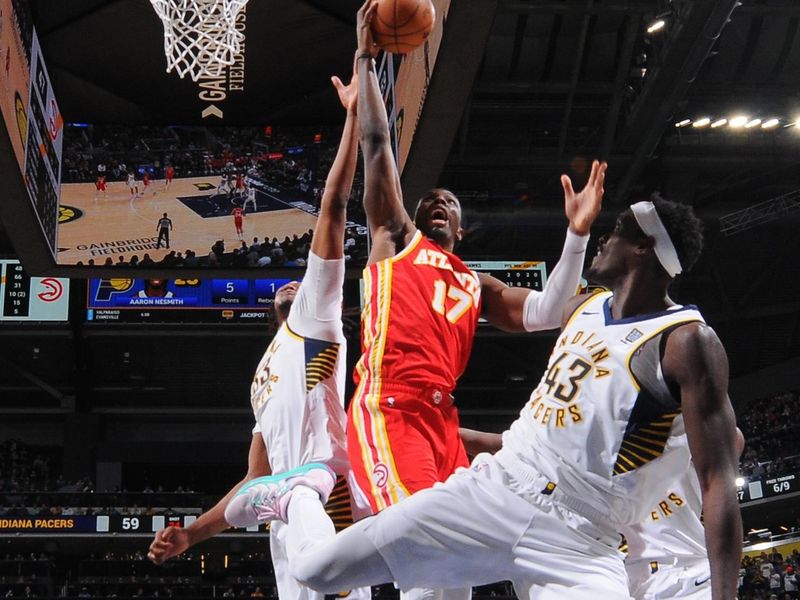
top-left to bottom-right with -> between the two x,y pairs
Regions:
357,58 -> 391,152
183,478 -> 248,547
323,109 -> 359,211
522,229 -> 588,331
702,479 -> 742,600
459,428 -> 503,457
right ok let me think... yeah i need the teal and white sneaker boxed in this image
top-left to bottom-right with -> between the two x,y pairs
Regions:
224,462 -> 335,527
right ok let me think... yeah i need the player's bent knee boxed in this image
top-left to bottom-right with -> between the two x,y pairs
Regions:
289,555 -> 341,592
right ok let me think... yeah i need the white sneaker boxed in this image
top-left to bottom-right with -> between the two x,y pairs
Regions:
224,463 -> 335,527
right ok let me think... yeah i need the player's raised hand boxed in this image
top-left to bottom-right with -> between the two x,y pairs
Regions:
562,160 -> 607,236
356,0 -> 379,57
331,70 -> 358,113
148,526 -> 190,565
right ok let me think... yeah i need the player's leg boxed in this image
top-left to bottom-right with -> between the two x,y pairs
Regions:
289,461 -> 522,593
271,521 -> 328,600
509,481 -> 632,600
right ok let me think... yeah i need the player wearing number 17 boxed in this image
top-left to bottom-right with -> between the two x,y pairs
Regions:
348,0 -> 608,517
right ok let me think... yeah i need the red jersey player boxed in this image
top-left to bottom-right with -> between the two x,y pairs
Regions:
95,174 -> 107,200
232,206 -> 244,240
165,165 -> 175,189
235,172 -> 245,195
143,171 -> 151,194
348,7 -> 607,532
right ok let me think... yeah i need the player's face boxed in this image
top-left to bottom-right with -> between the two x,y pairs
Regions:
274,281 -> 300,323
413,189 -> 463,251
585,211 -> 644,286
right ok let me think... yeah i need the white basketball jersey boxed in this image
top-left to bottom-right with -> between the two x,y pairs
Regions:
250,254 -> 349,476
622,458 -> 706,565
502,291 -> 704,526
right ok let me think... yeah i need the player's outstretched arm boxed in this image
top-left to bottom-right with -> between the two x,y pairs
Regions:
147,434 -> 270,565
310,70 -> 360,260
478,161 -> 606,333
663,323 -> 741,600
459,428 -> 503,458
356,0 -> 415,263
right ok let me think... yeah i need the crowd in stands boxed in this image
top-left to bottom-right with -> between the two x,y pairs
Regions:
77,226 -> 366,270
739,549 -> 800,600
0,441 -> 201,518
739,391 -> 800,478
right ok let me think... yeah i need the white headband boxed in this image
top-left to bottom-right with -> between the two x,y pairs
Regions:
630,201 -> 682,277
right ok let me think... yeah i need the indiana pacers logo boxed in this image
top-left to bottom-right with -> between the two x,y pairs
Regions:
95,279 -> 135,302
58,205 -> 83,224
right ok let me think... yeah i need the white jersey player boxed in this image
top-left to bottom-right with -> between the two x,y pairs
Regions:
621,429 -> 745,600
149,67 -> 370,600
243,185 -> 258,212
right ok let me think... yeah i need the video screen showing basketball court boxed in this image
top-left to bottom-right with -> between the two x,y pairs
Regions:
57,123 -> 369,267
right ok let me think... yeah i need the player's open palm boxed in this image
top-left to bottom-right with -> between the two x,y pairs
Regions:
562,160 -> 607,236
331,71 -> 358,113
148,526 -> 190,565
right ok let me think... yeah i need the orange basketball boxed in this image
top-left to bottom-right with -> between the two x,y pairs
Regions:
371,0 -> 436,54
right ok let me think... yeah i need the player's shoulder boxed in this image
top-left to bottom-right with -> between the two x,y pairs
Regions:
562,291 -> 603,321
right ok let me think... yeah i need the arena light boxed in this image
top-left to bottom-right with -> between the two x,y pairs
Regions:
735,476 -> 745,487
711,118 -> 727,128
762,118 -> 780,129
647,19 -> 666,33
674,119 -> 691,128
745,118 -> 762,128
729,115 -> 749,128
692,117 -> 711,128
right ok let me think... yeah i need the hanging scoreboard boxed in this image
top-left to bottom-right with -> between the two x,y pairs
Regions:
0,259 -> 69,320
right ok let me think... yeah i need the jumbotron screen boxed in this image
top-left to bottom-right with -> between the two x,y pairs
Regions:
86,277 -> 294,323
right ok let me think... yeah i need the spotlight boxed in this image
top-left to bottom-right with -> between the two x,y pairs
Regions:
745,119 -> 762,128
692,117 -> 711,128
647,20 -> 666,34
674,119 -> 691,128
729,116 -> 749,128
711,118 -> 727,128
735,476 -> 745,487
762,119 -> 780,129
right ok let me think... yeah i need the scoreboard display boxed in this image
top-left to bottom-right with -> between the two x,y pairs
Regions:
0,260 -> 70,320
0,514 -> 267,534
87,277 -> 294,323
738,472 -> 799,503
464,260 -> 547,292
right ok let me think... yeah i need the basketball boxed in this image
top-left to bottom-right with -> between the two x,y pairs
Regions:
371,0 -> 436,54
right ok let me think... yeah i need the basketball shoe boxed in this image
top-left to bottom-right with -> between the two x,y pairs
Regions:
224,463 -> 335,527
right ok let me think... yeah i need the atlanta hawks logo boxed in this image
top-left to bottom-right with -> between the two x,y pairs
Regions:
372,463 -> 389,488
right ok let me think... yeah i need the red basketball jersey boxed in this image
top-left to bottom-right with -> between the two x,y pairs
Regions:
165,166 -> 174,180
356,230 -> 481,392
232,207 -> 243,220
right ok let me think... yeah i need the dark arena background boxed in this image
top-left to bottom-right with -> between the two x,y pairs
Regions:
0,0 -> 799,599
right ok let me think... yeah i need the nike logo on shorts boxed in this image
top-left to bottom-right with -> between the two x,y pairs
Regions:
694,575 -> 711,586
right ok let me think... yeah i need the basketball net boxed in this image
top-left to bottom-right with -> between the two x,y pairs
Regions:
149,0 -> 248,81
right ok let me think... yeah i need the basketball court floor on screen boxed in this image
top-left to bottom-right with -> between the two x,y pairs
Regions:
58,177 -> 318,264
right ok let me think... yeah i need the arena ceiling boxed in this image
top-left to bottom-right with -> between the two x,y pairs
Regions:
2,0 -> 799,419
